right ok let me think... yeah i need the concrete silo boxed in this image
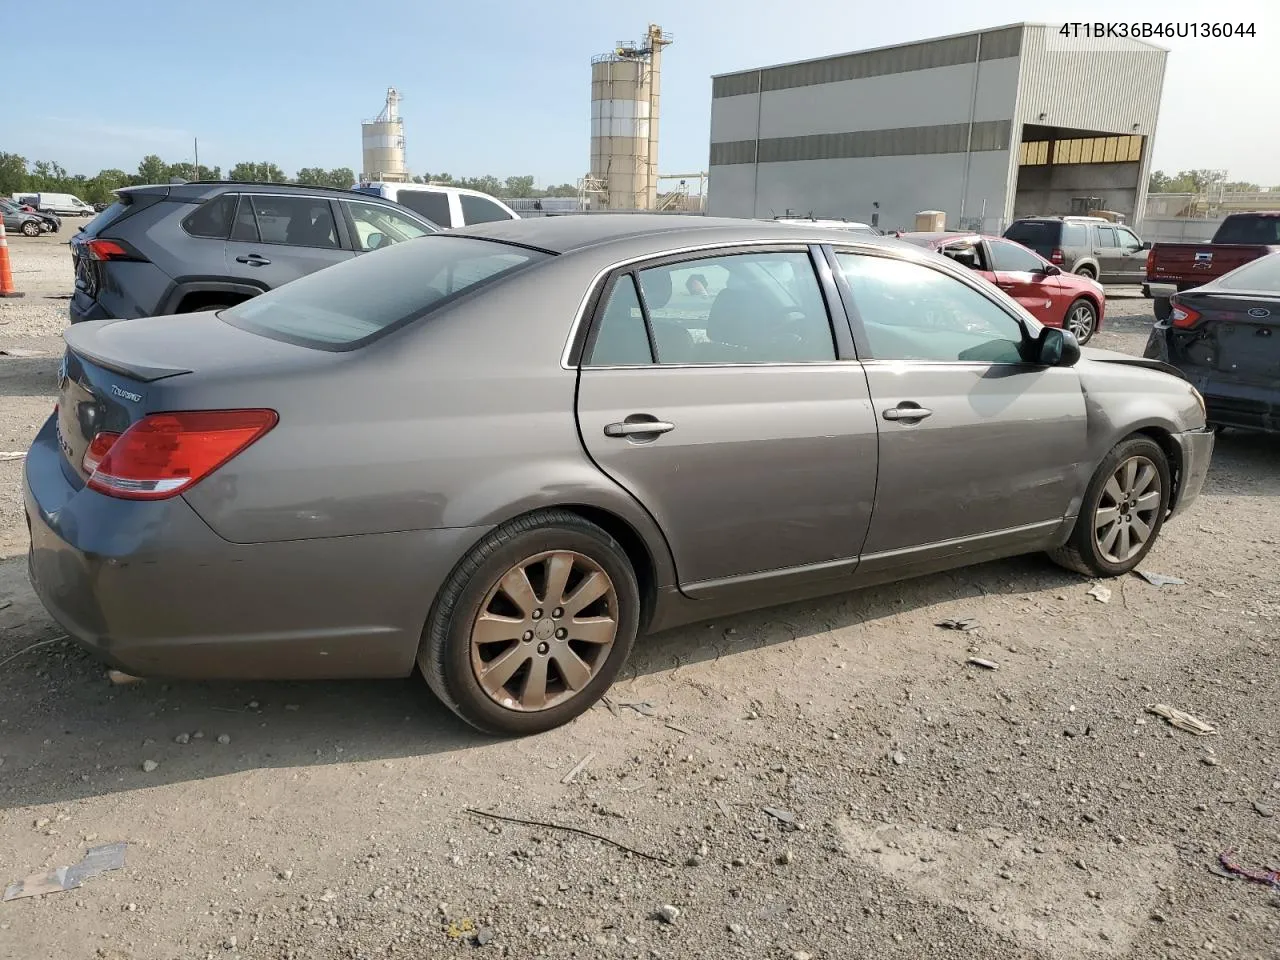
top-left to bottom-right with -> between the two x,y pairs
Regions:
588,24 -> 672,210
361,88 -> 408,182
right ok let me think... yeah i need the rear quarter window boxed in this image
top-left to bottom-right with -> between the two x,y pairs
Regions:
182,194 -> 238,239
219,235 -> 549,350
395,190 -> 452,228
1061,223 -> 1087,246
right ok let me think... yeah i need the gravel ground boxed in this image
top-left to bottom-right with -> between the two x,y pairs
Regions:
0,232 -> 1277,960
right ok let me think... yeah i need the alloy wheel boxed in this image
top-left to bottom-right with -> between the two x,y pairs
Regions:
1093,455 -> 1161,563
469,550 -> 618,712
1067,303 -> 1096,341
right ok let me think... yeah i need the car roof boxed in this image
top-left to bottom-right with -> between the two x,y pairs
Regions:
454,214 -> 910,256
898,231 -> 988,245
365,182 -> 505,200
124,181 -> 382,201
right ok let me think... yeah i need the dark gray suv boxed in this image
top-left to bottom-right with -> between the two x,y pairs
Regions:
1004,217 -> 1150,285
69,182 -> 438,323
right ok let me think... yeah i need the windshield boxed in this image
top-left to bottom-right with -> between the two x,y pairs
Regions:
220,236 -> 549,350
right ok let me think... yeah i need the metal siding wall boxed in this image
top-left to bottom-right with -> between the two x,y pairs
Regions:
712,121 -> 1010,165
1015,25 -> 1166,133
710,93 -> 762,144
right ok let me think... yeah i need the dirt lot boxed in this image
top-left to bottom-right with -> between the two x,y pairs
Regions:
0,231 -> 1277,960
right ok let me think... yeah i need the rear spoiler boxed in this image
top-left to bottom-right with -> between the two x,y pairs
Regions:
63,320 -> 193,382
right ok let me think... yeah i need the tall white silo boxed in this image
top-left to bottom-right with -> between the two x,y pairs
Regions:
589,25 -> 672,210
361,88 -> 407,182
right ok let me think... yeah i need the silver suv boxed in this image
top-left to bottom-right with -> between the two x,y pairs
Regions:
1004,217 -> 1150,284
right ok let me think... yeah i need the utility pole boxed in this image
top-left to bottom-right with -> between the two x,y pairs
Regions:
193,137 -> 199,180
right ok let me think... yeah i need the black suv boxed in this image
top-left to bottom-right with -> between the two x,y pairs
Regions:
69,182 -> 438,323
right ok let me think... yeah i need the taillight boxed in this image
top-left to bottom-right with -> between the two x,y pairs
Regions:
85,409 -> 277,500
1146,247 -> 1155,275
1170,302 -> 1202,329
82,431 -> 121,475
1050,248 -> 1065,265
83,239 -> 142,261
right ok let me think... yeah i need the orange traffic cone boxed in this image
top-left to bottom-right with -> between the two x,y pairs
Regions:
0,220 -> 25,298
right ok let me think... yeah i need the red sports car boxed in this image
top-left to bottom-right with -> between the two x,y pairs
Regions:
898,232 -> 1105,344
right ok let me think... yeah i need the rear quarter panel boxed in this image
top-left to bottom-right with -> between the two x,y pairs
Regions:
177,254 -> 678,588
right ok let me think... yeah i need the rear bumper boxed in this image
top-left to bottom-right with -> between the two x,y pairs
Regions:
69,289 -> 111,324
24,414 -> 487,680
1145,328 -> 1280,433
1146,282 -> 1178,299
1169,427 -> 1214,518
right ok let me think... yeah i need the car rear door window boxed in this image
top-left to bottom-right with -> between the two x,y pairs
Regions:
459,194 -> 514,225
182,194 -> 238,239
988,239 -> 1045,272
247,195 -> 339,248
633,251 -> 835,364
395,190 -> 451,227
586,275 -> 652,366
837,253 -> 1027,364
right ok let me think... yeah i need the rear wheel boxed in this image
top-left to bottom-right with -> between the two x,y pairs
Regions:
1049,436 -> 1171,578
1064,298 -> 1097,344
1153,297 -> 1172,321
1074,264 -> 1097,281
418,510 -> 640,736
20,220 -> 40,237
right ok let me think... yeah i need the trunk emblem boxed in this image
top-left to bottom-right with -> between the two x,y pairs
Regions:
1248,307 -> 1272,319
110,384 -> 143,403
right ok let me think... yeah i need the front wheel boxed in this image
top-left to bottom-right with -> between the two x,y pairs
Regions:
20,220 -> 40,237
1049,436 -> 1172,578
1064,298 -> 1097,344
418,510 -> 641,736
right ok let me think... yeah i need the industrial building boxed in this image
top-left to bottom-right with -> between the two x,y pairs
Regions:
706,24 -> 1167,232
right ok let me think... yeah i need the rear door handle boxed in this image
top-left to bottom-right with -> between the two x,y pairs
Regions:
604,418 -> 675,438
236,254 -> 271,266
882,404 -> 933,423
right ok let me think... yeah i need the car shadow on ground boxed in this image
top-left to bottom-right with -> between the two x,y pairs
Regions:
0,431 -> 1274,812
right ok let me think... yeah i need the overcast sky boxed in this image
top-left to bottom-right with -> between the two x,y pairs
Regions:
11,0 -> 1276,186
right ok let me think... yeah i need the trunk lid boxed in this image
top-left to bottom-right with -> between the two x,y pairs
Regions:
56,312 -> 335,484
1171,290 -> 1280,382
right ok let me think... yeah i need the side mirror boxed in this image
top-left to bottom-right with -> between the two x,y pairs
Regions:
1037,326 -> 1081,367
1141,241 -> 1152,250
365,232 -> 386,250
1040,263 -> 1062,276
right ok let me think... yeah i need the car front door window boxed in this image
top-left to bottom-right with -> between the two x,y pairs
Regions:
835,253 -> 1027,364
987,239 -> 1045,273
1116,227 -> 1142,253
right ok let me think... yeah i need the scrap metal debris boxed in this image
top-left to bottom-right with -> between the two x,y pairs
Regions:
464,808 -> 672,865
1216,849 -> 1280,889
1145,703 -> 1217,736
560,753 -> 595,785
619,701 -> 657,717
4,842 -> 127,901
1134,570 -> 1186,587
936,618 -> 979,631
965,657 -> 999,671
763,806 -> 797,827
1087,585 -> 1112,604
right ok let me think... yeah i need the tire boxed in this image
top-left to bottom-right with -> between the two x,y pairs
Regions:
1049,436 -> 1172,578
1153,297 -> 1172,322
1141,284 -> 1152,299
418,509 -> 641,736
1074,265 -> 1097,281
20,220 -> 40,237
1064,298 -> 1098,345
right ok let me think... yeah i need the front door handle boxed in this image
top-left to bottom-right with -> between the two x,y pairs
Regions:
882,404 -> 933,423
604,417 -> 675,438
236,254 -> 271,266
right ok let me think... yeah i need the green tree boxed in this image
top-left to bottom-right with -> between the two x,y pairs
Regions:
294,166 -> 329,186
503,175 -> 536,198
229,161 -> 288,183
136,154 -> 169,184
327,167 -> 355,189
0,152 -> 27,195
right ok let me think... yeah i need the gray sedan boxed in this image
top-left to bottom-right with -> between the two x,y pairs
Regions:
25,217 -> 1213,736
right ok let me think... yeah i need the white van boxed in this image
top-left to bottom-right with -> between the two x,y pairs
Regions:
19,192 -> 96,217
351,182 -> 520,230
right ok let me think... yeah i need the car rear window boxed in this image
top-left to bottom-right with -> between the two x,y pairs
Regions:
219,236 -> 549,350
80,199 -> 136,238
1214,216 -> 1280,245
1003,221 -> 1059,246
1218,252 -> 1280,291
